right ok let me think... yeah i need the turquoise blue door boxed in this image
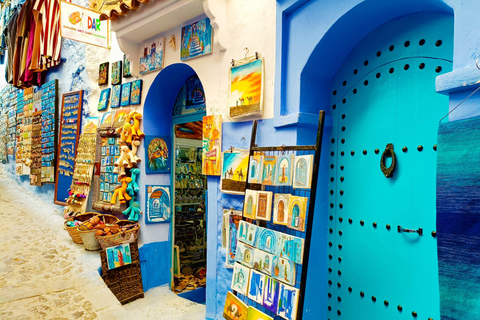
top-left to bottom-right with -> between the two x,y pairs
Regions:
327,12 -> 453,320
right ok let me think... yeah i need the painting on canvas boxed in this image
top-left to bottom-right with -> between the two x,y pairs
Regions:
130,80 -> 142,105
145,136 -> 170,174
113,109 -> 130,128
238,220 -> 258,247
263,276 -> 280,314
253,249 -> 273,276
106,243 -> 132,270
292,154 -> 313,189
257,227 -> 277,254
111,60 -> 122,85
221,149 -> 249,194
247,270 -> 266,304
139,37 -> 165,75
287,196 -> 308,232
256,191 -> 273,221
145,185 -> 171,223
276,233 -> 304,265
226,209 -> 242,268
202,115 -> 222,176
110,85 -> 121,109
248,154 -> 263,184
123,54 -> 132,78
273,194 -> 290,225
120,82 -> 131,107
181,18 -> 212,61
98,62 -> 108,85
277,283 -> 299,320
236,241 -> 255,268
97,88 -> 110,111
231,262 -> 251,295
243,189 -> 258,219
275,154 -> 294,186
224,291 -> 248,320
262,156 -> 276,186
229,58 -> 264,119
271,256 -> 295,286
246,306 -> 272,320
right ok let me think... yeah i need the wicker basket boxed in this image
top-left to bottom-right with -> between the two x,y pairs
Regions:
96,220 -> 140,250
78,228 -> 101,251
64,212 -> 99,244
97,214 -> 120,225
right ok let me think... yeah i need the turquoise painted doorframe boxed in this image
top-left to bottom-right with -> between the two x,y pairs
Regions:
327,12 -> 453,320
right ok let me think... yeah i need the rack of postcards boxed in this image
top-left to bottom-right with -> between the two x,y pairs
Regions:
30,89 -> 43,185
41,80 -> 58,183
22,88 -> 34,172
226,111 -> 325,320
15,90 -> 25,174
6,88 -> 17,155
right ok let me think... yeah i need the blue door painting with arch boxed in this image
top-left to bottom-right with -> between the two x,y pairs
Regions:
262,155 -> 276,185
243,189 -> 258,219
292,155 -> 312,189
238,220 -> 258,247
248,270 -> 266,304
257,228 -> 277,254
145,185 -> 171,223
248,154 -> 263,183
145,135 -> 171,174
236,242 -> 255,268
275,154 -> 293,186
231,262 -> 250,295
273,194 -> 290,225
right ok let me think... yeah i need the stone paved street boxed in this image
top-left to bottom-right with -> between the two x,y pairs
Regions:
0,169 -> 206,320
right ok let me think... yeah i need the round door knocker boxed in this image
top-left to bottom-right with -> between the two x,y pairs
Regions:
380,143 -> 396,178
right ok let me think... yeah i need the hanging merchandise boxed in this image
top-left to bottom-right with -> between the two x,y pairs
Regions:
0,87 -> 8,163
22,88 -> 34,172
220,149 -> 249,195
180,18 -> 212,61
111,61 -> 122,85
123,54 -> 132,78
15,90 -> 26,175
6,88 -> 18,155
54,90 -> 83,205
98,88 -> 110,111
41,80 -> 58,183
29,89 -> 43,185
99,62 -> 109,86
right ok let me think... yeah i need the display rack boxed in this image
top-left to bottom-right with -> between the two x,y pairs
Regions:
232,111 -> 325,320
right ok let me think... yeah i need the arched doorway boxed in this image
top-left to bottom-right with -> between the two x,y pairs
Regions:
326,12 -> 453,319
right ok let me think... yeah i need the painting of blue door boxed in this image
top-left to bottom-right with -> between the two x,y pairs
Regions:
326,12 -> 453,320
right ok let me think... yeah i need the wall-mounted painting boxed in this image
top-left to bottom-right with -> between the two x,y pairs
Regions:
221,149 -> 249,194
238,220 -> 258,247
202,115 -> 222,176
120,82 -> 131,107
106,243 -> 132,270
247,270 -> 266,304
130,80 -> 143,105
243,189 -> 258,219
110,85 -> 121,109
273,194 -> 290,225
253,249 -> 273,276
247,306 -> 273,320
231,262 -> 251,295
276,233 -> 304,265
287,196 -> 308,232
292,154 -> 313,189
248,154 -> 263,184
263,276 -> 280,314
98,88 -> 110,111
271,256 -> 295,286
262,155 -> 276,186
229,58 -> 264,119
223,291 -> 248,320
277,283 -> 299,320
111,60 -> 122,85
139,37 -> 165,75
100,111 -> 115,128
181,17 -> 212,61
275,154 -> 294,186
99,62 -> 109,86
145,136 -> 170,174
236,241 -> 255,268
145,185 -> 171,223
256,191 -> 273,221
113,109 -> 131,128
257,227 -> 277,254
123,54 -> 132,78
226,209 -> 242,268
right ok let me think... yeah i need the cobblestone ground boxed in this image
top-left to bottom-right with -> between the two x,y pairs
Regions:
0,169 -> 206,320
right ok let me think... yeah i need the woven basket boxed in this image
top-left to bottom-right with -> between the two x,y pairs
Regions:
96,220 -> 140,250
64,212 -> 99,244
97,214 -> 120,225
78,228 -> 101,251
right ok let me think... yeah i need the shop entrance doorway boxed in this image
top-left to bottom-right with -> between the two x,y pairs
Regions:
326,12 -> 453,319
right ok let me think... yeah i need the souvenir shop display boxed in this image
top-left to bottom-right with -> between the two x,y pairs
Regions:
145,185 -> 170,223
63,118 -> 99,218
98,88 -> 110,111
0,100 -> 7,163
22,88 -> 34,174
145,135 -> 170,174
6,88 -> 17,155
180,18 -> 212,61
225,111 -> 325,320
41,80 -> 59,183
123,54 -> 132,78
111,61 -> 122,85
229,54 -> 264,119
139,37 -> 165,75
54,90 -> 83,205
220,149 -> 249,194
110,85 -> 121,109
99,62 -> 109,86
15,90 -> 25,175
121,82 -> 131,107
224,208 -> 242,268
30,89 -> 43,185
202,115 -> 222,175
130,80 -> 142,105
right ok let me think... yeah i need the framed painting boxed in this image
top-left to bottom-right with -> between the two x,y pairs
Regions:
111,60 -> 122,85
229,58 -> 264,119
247,306 -> 273,320
243,189 -> 258,219
123,54 -> 132,78
202,115 -> 222,176
247,270 -> 266,304
106,243 -> 132,270
145,135 -> 171,174
235,241 -> 255,268
271,256 -> 295,286
221,149 -> 249,194
180,17 -> 212,61
110,85 -> 121,109
275,154 -> 294,186
292,154 -> 313,189
273,194 -> 290,225
139,37 -> 165,75
262,155 -> 276,186
98,62 -> 109,86
248,154 -> 263,184
130,79 -> 143,105
287,195 -> 308,232
263,276 -> 280,314
223,291 -> 248,320
121,82 -> 131,107
256,191 -> 273,221
277,283 -> 299,320
97,88 -> 110,111
231,262 -> 251,295
145,185 -> 171,223
226,209 -> 242,268
252,249 -> 273,276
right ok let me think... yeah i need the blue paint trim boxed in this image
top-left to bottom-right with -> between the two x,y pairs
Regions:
436,66 -> 480,94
